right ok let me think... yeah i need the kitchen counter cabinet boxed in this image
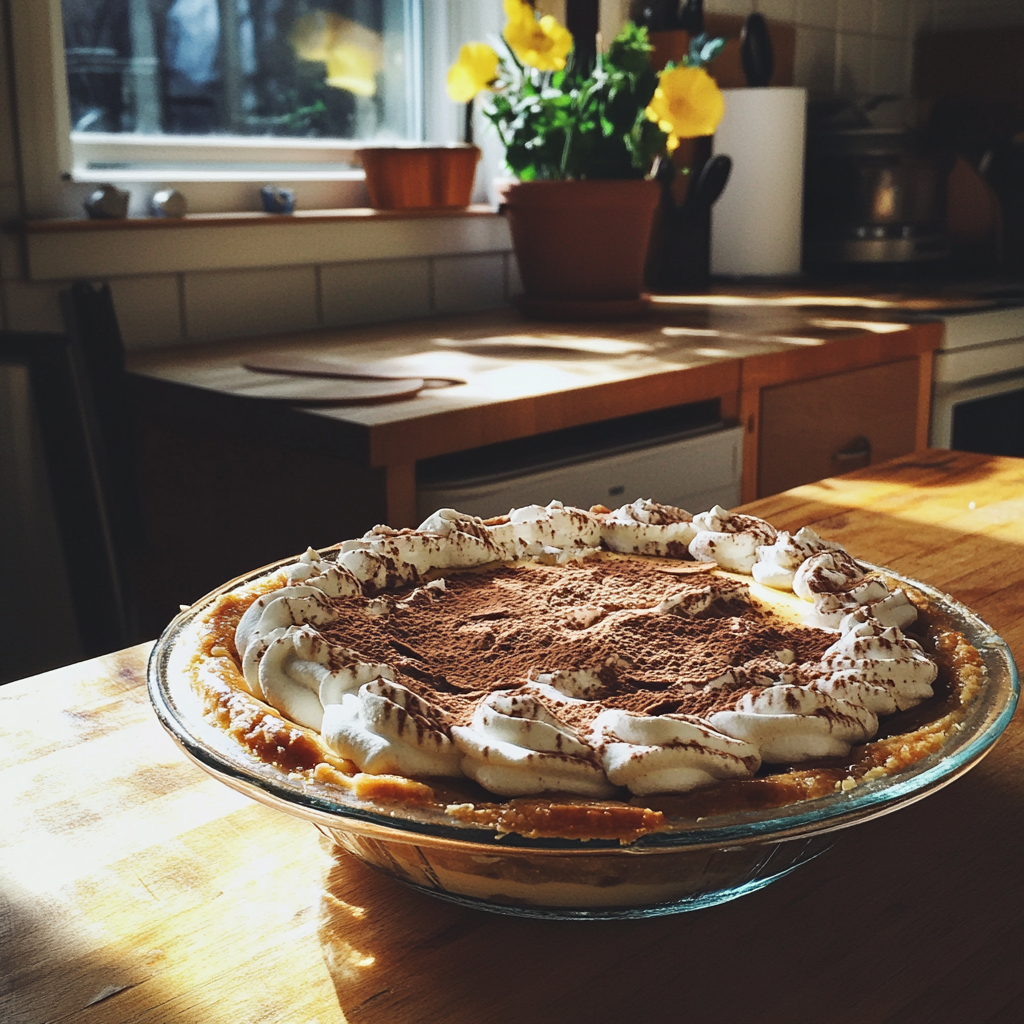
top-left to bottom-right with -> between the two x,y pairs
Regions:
756,356 -> 925,496
127,302 -> 940,630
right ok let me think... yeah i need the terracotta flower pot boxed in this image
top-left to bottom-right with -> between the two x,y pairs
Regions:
502,179 -> 662,307
358,145 -> 480,210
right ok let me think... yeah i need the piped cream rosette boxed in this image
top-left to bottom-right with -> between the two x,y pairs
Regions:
227,500 -> 942,798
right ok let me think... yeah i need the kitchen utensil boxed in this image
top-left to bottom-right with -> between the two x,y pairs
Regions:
231,375 -> 427,405
628,1 -> 678,31
242,353 -> 465,388
804,128 -> 953,266
684,153 -> 732,213
740,13 -> 773,87
678,0 -> 703,34
648,154 -> 731,292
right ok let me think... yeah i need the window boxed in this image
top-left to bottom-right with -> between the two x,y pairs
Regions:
9,0 -> 504,217
62,0 -> 424,175
16,3 -> 637,219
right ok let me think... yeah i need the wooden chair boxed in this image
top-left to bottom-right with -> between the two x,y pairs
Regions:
63,281 -> 145,551
0,328 -> 135,658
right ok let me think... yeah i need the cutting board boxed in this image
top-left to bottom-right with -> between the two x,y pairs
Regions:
237,353 -> 465,404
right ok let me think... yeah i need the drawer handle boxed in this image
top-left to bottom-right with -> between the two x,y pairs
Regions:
831,436 -> 872,464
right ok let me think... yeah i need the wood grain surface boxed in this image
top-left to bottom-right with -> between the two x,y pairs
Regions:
128,304 -> 939,468
2,450 -> 1021,1024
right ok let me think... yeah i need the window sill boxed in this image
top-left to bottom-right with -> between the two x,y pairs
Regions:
20,204 -> 499,232
15,205 -> 511,281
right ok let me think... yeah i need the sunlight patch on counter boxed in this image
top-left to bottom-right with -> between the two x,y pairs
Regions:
809,318 -> 907,334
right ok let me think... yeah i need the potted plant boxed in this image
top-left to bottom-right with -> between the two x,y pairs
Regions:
447,0 -> 725,314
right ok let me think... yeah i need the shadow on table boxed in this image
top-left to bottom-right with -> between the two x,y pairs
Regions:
315,734 -> 1024,1024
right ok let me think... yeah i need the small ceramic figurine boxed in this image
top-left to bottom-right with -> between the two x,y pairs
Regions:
83,184 -> 130,220
150,188 -> 188,218
260,186 -> 296,214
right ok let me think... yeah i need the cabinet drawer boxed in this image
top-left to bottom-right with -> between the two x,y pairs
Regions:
758,358 -> 919,497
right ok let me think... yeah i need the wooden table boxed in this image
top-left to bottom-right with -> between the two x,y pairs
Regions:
2,449 -> 1020,1024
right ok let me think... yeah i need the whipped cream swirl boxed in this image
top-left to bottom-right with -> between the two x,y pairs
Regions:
600,499 -> 696,557
688,506 -> 777,573
338,510 -> 510,590
793,550 -> 865,601
236,586 -> 341,694
321,679 -> 462,777
451,683 -> 615,797
811,578 -> 918,631
814,619 -> 937,713
254,624 -> 394,731
590,708 -> 761,794
505,501 -> 603,563
709,683 -> 879,761
752,528 -> 846,591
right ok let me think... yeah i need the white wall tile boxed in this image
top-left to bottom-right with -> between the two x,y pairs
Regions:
432,253 -> 506,313
0,184 -> 25,281
794,26 -> 838,93
797,0 -> 839,29
931,1 -> 1024,30
706,0 -> 753,15
2,279 -> 65,331
599,0 -> 628,39
835,31 -> 873,95
109,275 -> 184,351
320,257 -> 431,327
26,214 -> 513,282
183,266 -> 318,342
872,0 -> 909,37
506,252 -> 523,300
0,3 -> 20,188
756,0 -> 798,21
907,0 -> 933,35
838,0 -> 873,33
870,35 -> 911,96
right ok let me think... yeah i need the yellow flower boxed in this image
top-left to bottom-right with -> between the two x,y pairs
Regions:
324,42 -> 380,97
502,0 -> 573,72
645,65 -> 725,150
290,11 -> 382,97
447,42 -> 500,102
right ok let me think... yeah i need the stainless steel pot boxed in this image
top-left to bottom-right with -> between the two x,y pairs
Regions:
804,128 -> 953,265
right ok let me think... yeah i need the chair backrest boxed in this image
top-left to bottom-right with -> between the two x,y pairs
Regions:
63,282 -> 144,550
0,330 -> 134,658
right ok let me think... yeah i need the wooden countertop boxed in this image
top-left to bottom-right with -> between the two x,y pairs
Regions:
2,449 -> 1020,1024
128,299 -> 941,468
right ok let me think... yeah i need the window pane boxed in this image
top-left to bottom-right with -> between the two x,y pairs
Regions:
62,0 -> 421,140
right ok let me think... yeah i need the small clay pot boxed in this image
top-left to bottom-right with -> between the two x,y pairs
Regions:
358,145 -> 481,209
503,179 -> 662,302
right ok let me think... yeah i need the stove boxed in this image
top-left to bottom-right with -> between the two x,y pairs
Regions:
925,303 -> 1024,453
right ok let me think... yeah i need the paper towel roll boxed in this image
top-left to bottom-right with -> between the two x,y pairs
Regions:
710,88 -> 807,277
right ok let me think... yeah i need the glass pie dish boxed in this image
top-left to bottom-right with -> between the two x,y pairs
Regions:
148,555 -> 1019,921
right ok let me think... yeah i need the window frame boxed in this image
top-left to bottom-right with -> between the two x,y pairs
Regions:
9,0 -> 499,219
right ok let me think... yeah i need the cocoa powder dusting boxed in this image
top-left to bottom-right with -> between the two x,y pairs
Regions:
315,559 -> 835,728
